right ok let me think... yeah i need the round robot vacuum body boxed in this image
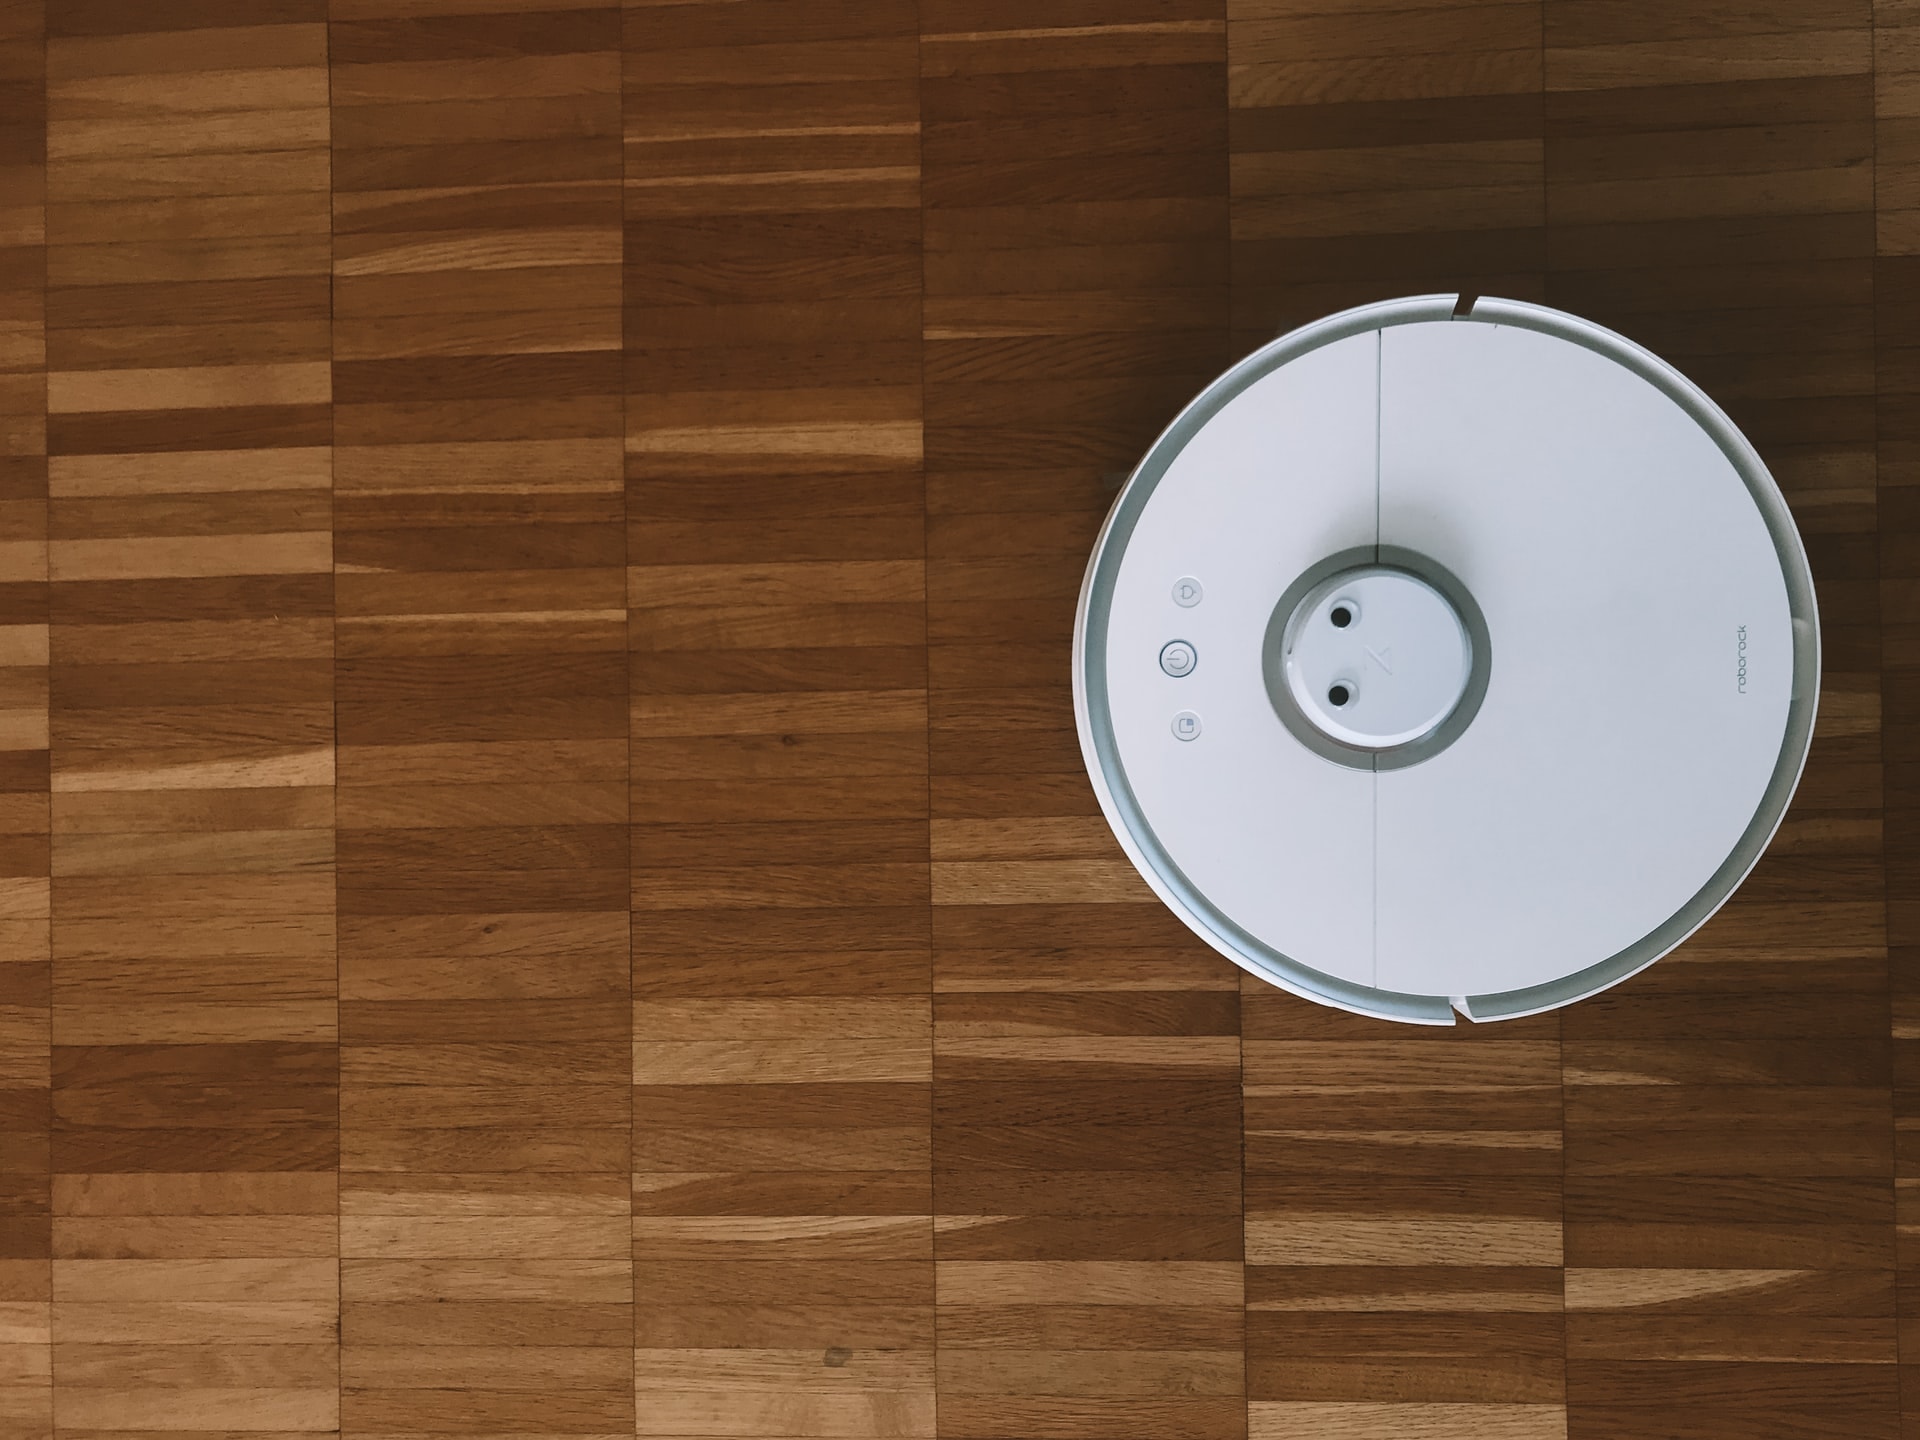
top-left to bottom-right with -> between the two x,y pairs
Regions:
1072,295 -> 1820,1024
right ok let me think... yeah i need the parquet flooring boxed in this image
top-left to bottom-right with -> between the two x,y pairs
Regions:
0,1 -> 1909,1438
625,5 -> 930,1436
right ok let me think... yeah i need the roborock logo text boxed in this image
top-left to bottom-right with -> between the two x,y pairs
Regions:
1737,625 -> 1748,694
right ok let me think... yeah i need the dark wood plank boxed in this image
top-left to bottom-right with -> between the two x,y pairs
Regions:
1228,0 -> 1546,351
329,3 -> 631,1437
1877,0 -> 1920,1432
42,3 -> 339,1434
622,2 -> 935,1435
0,1 -> 47,1436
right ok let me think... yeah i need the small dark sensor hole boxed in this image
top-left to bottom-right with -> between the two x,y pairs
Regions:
1330,606 -> 1352,628
1328,684 -> 1350,707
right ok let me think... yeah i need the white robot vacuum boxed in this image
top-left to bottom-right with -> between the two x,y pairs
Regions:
1072,295 -> 1819,1024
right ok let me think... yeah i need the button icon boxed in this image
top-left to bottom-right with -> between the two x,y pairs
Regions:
1172,710 -> 1202,741
1173,576 -> 1203,608
1159,640 -> 1197,677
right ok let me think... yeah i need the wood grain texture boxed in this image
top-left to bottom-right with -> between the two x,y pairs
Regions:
1241,1010 -> 1566,1440
1227,0 -> 1546,350
623,3 -> 933,1438
330,3 -> 630,1438
45,5 -> 339,1439
0,1 -> 1911,1436
1879,4 -> 1920,1438
0,3 -> 47,1439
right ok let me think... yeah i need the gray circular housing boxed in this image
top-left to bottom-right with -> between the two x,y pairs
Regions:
1264,546 -> 1491,771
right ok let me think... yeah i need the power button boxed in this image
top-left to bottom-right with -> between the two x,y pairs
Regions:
1160,641 -> 1197,677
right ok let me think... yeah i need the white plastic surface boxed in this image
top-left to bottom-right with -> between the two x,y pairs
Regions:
1374,321 -> 1792,996
1105,332 -> 1380,986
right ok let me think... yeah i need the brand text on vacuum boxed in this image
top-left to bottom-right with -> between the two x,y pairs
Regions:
1737,626 -> 1748,694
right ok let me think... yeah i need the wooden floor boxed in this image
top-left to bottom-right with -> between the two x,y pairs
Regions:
0,1 -> 1911,1437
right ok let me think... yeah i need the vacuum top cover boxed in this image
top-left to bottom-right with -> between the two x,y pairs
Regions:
1072,295 -> 1820,1025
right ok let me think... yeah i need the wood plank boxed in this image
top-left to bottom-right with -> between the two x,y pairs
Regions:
1228,0 -> 1545,350
1877,0 -> 1920,1431
330,4 -> 630,1439
0,3 -> 49,1439
623,3 -> 934,1436
43,4 -> 338,1437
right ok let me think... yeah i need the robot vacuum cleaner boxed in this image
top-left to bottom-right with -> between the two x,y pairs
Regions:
1072,295 -> 1819,1024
